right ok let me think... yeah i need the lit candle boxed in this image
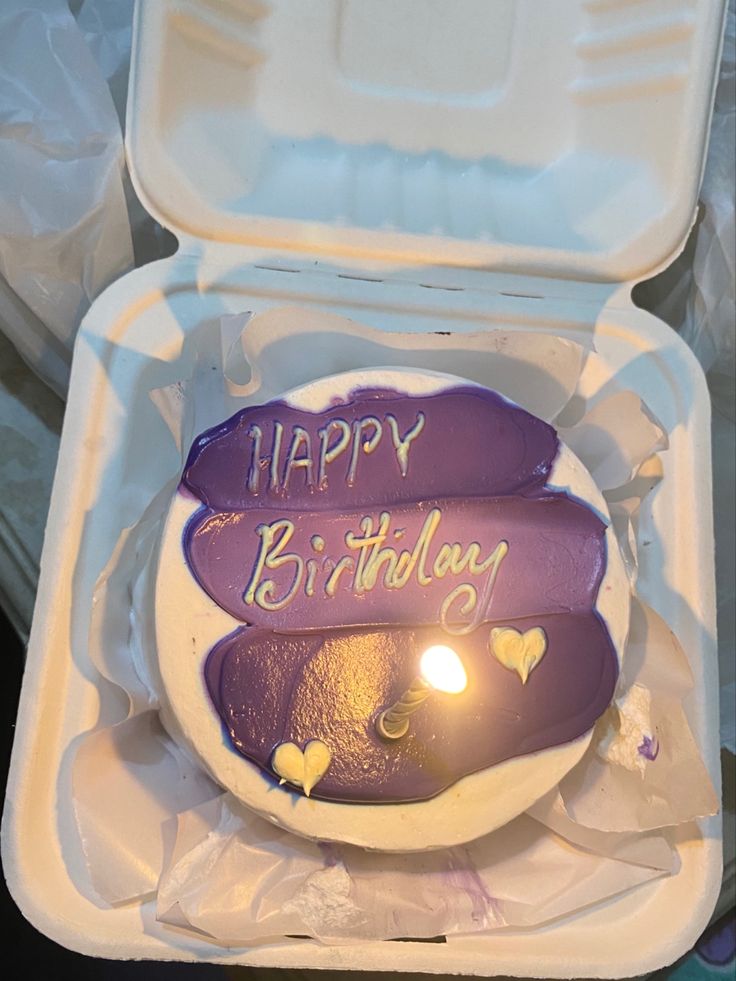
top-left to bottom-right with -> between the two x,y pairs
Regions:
375,645 -> 467,740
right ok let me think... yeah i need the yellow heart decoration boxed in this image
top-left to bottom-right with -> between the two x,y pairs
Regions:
272,739 -> 332,797
490,626 -> 547,684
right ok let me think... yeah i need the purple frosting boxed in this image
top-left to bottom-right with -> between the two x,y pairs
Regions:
182,387 -> 557,510
179,385 -> 619,804
185,496 -> 606,630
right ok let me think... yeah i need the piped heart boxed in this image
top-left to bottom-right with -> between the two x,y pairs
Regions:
271,739 -> 332,797
490,626 -> 547,684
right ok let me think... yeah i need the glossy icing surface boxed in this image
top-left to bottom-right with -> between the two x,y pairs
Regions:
180,386 -> 618,803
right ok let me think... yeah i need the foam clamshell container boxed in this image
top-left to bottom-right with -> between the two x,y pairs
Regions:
2,0 -> 729,975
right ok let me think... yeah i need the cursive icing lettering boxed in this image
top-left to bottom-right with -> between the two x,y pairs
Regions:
246,424 -> 264,494
244,408 -> 428,495
243,510 -> 509,624
439,540 -> 508,635
282,426 -> 315,491
325,555 -> 355,597
386,412 -> 425,477
346,508 -> 440,590
243,519 -> 303,611
439,583 -> 479,633
317,419 -> 351,488
346,417 -> 382,487
246,421 -> 284,495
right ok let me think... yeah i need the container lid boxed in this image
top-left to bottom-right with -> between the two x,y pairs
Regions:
127,0 -> 726,283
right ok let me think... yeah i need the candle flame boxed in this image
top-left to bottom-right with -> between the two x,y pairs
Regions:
420,645 -> 467,694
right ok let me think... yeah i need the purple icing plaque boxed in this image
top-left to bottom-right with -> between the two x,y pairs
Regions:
180,385 -> 618,804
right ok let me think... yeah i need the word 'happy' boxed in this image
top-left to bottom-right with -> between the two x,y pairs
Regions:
245,412 -> 426,494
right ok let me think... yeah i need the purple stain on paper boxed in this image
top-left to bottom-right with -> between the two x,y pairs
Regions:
317,842 -> 341,868
638,734 -> 660,761
180,385 -> 619,803
445,848 -> 501,926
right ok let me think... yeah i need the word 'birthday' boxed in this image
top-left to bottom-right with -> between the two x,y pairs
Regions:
243,508 -> 509,634
246,411 -> 426,494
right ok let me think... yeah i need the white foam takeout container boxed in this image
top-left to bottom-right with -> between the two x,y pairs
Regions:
2,0 -> 727,975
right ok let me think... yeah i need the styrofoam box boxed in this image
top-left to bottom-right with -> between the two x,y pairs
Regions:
2,0 -> 727,975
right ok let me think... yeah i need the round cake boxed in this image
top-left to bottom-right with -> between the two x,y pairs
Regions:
155,368 -> 629,851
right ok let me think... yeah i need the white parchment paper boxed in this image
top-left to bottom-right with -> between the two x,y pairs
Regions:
155,798 -> 672,944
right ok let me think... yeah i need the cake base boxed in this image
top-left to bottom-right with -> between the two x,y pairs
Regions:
154,368 -> 629,851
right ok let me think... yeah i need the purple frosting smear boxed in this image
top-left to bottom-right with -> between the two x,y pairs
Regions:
182,387 -> 558,511
179,385 -> 619,804
205,616 -> 617,803
185,496 -> 606,630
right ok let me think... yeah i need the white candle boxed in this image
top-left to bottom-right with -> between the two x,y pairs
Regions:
376,645 -> 467,740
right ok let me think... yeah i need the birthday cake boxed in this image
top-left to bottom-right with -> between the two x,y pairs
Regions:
155,368 -> 629,851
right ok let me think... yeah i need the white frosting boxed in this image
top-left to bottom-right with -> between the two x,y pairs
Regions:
154,368 -> 630,851
597,684 -> 654,776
